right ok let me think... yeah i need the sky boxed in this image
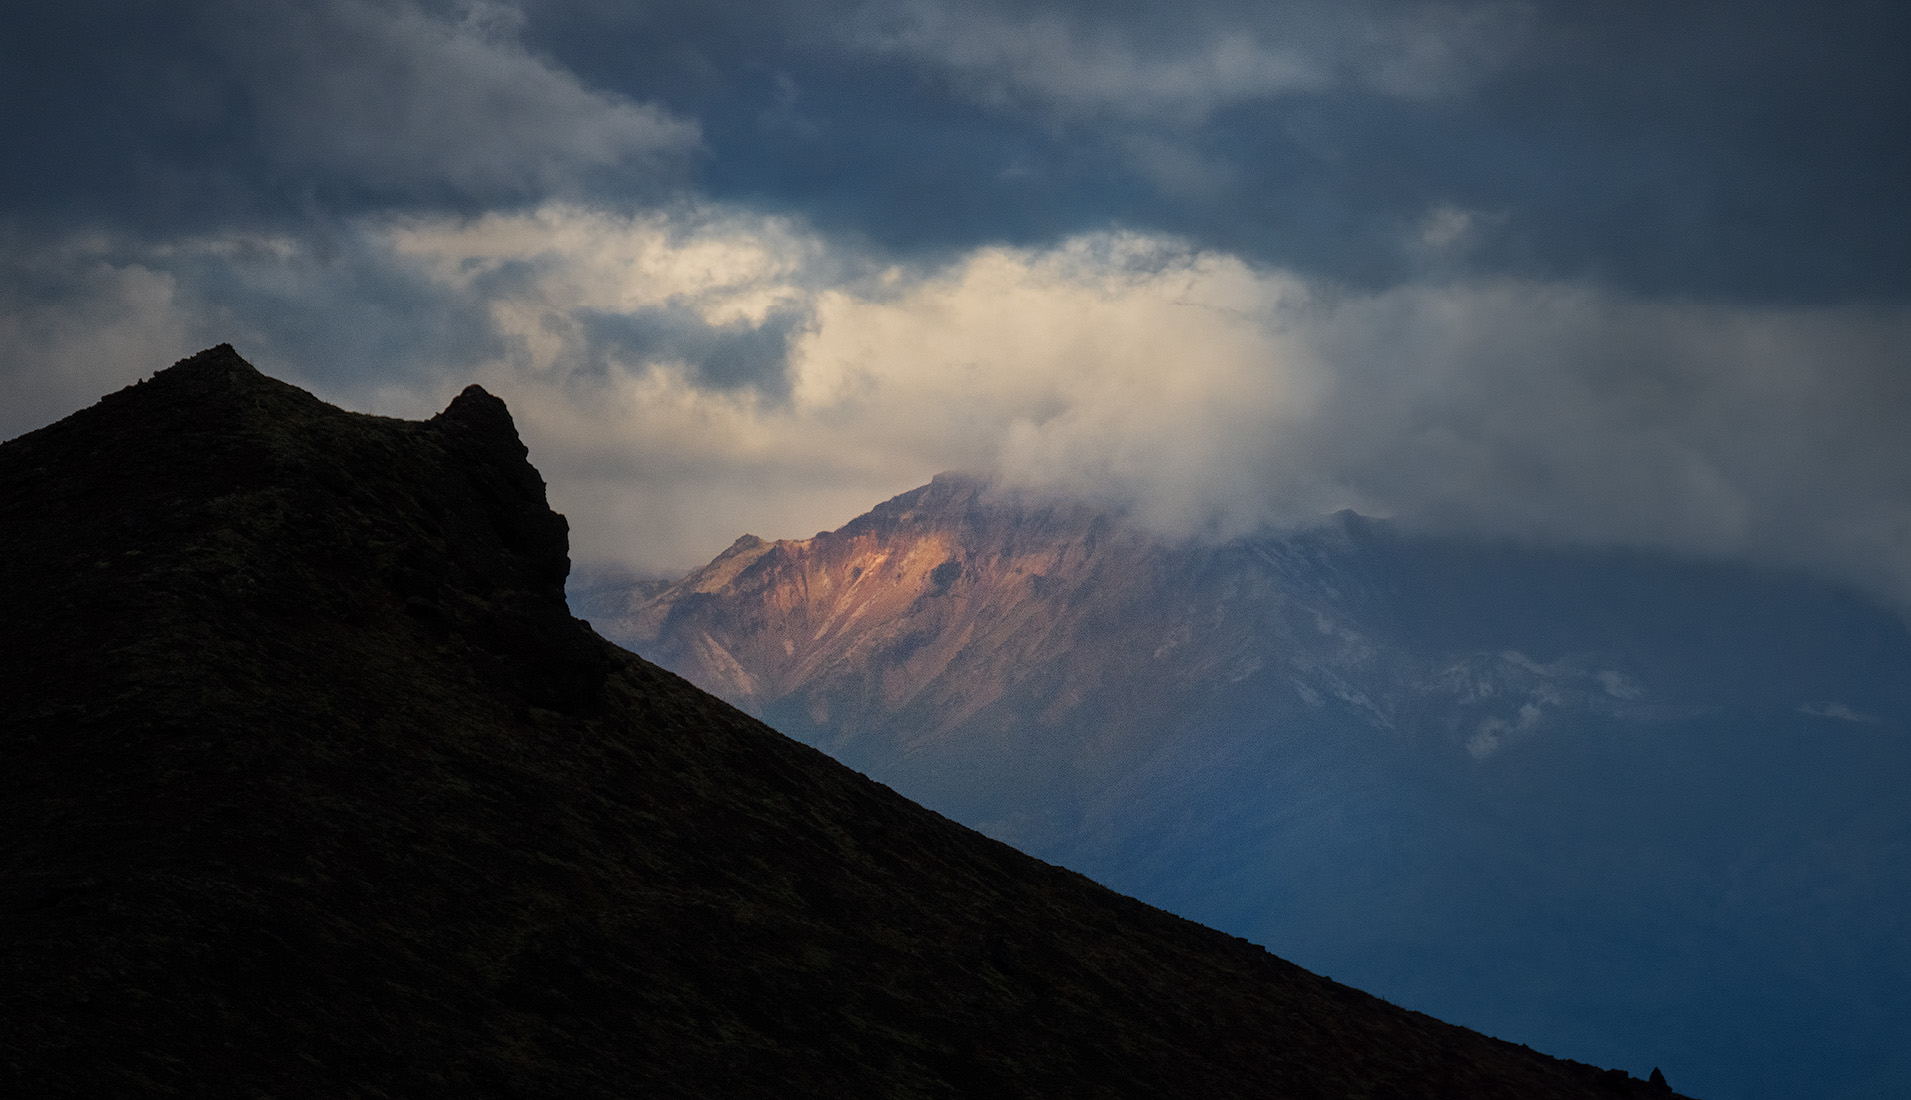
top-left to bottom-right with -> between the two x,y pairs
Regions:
4,0 -> 1911,603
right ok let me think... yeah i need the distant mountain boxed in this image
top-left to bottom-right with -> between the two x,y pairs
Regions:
598,475 -> 1403,833
590,473 -> 1911,1100
0,346 -> 1690,1098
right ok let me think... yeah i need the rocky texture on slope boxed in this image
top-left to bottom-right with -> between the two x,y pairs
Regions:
0,347 -> 1685,1098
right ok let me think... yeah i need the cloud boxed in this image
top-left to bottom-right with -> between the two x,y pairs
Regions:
224,0 -> 699,197
387,204 -> 819,333
1797,702 -> 1882,726
369,208 -> 1911,613
8,0 -> 1908,307
835,236 -> 1324,536
1597,670 -> 1642,701
842,0 -> 1534,122
10,204 -> 1911,615
353,208 -> 1325,568
782,241 -> 1911,613
382,203 -> 826,391
0,224 -> 500,443
0,242 -> 201,442
1302,284 -> 1911,604
0,0 -> 697,224
1466,700 -> 1542,760
847,3 -> 1323,122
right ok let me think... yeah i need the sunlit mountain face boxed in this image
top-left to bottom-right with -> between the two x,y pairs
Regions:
579,473 -> 1911,1100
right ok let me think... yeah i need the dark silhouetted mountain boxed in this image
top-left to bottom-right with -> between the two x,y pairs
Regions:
0,346 -> 1690,1098
592,473 -> 1911,1100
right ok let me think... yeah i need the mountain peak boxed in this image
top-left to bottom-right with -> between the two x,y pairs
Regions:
159,341 -> 258,379
128,342 -> 270,404
433,382 -> 523,450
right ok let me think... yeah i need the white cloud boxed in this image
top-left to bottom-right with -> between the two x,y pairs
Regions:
387,204 -> 821,372
1797,702 -> 1882,725
376,208 -> 1317,566
789,234 -> 1323,537
1598,670 -> 1643,701
13,204 -> 1911,616
364,206 -> 1911,607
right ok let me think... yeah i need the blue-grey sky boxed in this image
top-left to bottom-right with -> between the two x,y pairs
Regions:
5,0 -> 1911,599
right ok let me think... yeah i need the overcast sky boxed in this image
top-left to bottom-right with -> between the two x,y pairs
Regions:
5,0 -> 1910,602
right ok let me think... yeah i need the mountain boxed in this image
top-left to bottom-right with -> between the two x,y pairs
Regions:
590,474 -> 1911,1100
599,475 -> 1405,837
0,345 -> 1690,1098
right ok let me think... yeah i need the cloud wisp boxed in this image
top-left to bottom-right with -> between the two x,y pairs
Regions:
228,0 -> 699,198
842,0 -> 1535,122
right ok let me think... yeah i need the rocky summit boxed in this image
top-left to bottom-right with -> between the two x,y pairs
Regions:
0,346 -> 1687,1098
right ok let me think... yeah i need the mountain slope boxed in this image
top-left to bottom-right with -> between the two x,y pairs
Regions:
603,475 -> 1406,829
593,473 -> 1911,1100
614,475 -> 1380,728
0,346 -> 1681,1098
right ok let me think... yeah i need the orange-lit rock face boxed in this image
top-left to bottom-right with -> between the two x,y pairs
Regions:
604,474 -> 1390,762
616,475 -> 1135,730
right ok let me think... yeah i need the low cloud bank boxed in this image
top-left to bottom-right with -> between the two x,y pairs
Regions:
6,204 -> 1910,609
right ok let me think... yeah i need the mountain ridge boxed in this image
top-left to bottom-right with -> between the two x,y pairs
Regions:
0,346 -> 1684,1097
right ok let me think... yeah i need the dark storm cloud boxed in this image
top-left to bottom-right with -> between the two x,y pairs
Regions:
0,0 -> 695,234
4,0 -> 1911,601
9,1 -> 1906,299
508,0 -> 1911,301
226,0 -> 695,195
